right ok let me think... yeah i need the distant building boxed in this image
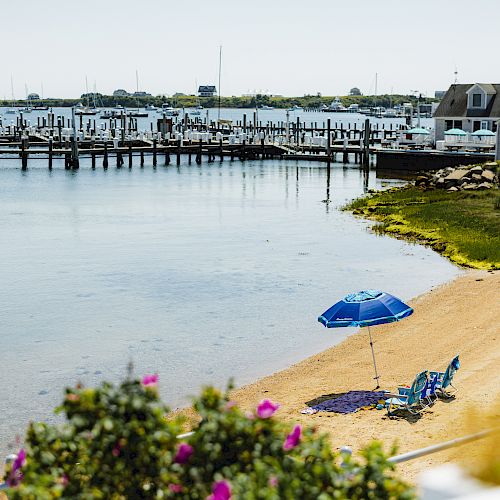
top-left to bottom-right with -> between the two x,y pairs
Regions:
132,91 -> 151,97
198,85 -> 217,97
113,89 -> 130,97
434,90 -> 446,99
27,93 -> 40,100
349,87 -> 362,96
434,83 -> 500,140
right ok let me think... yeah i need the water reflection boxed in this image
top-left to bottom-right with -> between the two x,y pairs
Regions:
0,157 -> 460,459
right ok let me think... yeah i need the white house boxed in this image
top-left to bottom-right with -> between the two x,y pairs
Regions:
434,83 -> 500,140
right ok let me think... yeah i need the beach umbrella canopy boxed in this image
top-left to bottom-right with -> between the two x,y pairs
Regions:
318,290 -> 413,388
471,129 -> 495,136
406,127 -> 430,135
444,128 -> 467,136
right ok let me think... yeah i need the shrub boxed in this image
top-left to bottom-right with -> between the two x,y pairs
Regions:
4,377 -> 414,499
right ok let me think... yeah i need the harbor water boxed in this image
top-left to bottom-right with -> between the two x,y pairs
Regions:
0,152 -> 458,458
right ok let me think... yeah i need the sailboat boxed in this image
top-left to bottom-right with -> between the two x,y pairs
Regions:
188,79 -> 202,116
33,82 -> 49,110
75,77 -> 99,115
128,71 -> 148,117
5,76 -> 18,114
21,84 -> 33,113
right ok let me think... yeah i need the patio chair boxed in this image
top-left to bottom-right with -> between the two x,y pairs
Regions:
385,370 -> 429,416
430,354 -> 460,399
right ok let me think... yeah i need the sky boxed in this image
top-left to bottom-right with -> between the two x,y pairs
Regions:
1,0 -> 499,99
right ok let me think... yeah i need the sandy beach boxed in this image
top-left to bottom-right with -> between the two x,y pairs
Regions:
230,270 -> 500,482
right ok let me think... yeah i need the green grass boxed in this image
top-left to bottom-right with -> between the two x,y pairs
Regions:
345,187 -> 500,269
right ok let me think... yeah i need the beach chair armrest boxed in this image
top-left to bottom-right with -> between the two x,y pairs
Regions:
386,393 -> 408,401
397,387 -> 410,396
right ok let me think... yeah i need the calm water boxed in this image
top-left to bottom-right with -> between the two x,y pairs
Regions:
0,156 -> 459,456
0,106 -> 434,131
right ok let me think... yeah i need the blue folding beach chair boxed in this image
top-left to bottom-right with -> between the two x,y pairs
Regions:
385,370 -> 429,416
430,354 -> 460,399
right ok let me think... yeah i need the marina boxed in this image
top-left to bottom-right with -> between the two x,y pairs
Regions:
0,107 -> 493,173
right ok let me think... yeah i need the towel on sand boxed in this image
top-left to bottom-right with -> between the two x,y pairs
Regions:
311,390 -> 386,414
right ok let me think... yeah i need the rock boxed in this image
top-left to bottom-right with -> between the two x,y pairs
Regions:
483,162 -> 498,170
471,173 -> 483,182
462,184 -> 477,190
476,182 -> 494,190
447,186 -> 459,192
469,165 -> 483,174
444,169 -> 469,181
481,169 -> 496,182
436,178 -> 445,186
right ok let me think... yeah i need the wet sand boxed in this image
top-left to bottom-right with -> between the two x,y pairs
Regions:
231,270 -> 500,481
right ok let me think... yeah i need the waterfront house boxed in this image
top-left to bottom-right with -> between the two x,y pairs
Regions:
198,85 -> 217,97
434,83 -> 500,140
113,89 -> 130,97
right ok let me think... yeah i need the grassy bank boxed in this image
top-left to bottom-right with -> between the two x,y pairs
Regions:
346,187 -> 500,269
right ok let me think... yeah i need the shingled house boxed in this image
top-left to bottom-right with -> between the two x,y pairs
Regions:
434,83 -> 500,140
198,85 -> 217,97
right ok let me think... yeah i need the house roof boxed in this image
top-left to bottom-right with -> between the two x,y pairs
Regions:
434,83 -> 500,118
198,85 -> 216,92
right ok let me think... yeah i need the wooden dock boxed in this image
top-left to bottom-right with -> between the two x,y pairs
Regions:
0,112 -> 492,172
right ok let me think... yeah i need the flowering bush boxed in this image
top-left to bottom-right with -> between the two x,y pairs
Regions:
4,377 -> 414,499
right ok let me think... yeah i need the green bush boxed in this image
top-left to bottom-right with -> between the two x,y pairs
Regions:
4,376 -> 414,499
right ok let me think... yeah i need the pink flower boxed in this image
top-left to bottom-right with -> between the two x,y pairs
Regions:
7,449 -> 26,487
257,399 -> 280,419
268,475 -> 278,487
169,483 -> 183,493
112,442 -> 121,457
174,443 -> 193,464
225,400 -> 237,411
207,480 -> 231,500
245,411 -> 255,420
141,374 -> 159,387
283,425 -> 302,451
59,474 -> 69,486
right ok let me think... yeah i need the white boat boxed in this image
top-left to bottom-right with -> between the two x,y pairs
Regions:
160,104 -> 180,116
383,108 -> 398,118
145,104 -> 157,111
347,104 -> 359,113
287,105 -> 302,111
5,107 -> 17,114
324,97 -> 346,112
189,108 -> 201,116
260,105 -> 274,110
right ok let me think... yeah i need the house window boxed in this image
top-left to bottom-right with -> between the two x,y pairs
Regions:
481,121 -> 489,130
445,120 -> 453,131
453,120 -> 463,129
473,121 -> 481,132
472,93 -> 482,107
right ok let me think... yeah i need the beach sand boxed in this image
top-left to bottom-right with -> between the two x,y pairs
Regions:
230,270 -> 500,482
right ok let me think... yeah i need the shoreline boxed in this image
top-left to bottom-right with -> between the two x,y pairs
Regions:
227,269 -> 499,482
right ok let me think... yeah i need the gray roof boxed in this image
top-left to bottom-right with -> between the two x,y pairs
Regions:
434,84 -> 500,118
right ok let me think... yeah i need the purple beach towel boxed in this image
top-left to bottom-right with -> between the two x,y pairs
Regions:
311,390 -> 386,414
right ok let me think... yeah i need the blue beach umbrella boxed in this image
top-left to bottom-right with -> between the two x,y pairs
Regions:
318,290 -> 413,388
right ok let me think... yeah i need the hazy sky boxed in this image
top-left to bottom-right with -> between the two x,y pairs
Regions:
2,0 -> 498,99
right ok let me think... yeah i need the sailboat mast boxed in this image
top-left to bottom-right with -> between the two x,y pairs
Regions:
85,76 -> 89,108
217,45 -> 222,122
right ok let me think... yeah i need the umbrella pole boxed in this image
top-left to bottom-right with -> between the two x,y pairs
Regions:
368,326 -> 381,389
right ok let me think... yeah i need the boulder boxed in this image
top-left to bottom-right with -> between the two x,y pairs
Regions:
483,162 -> 498,170
471,173 -> 483,182
444,169 -> 469,182
476,182 -> 494,190
481,169 -> 496,182
469,165 -> 483,174
462,184 -> 477,190
447,186 -> 459,192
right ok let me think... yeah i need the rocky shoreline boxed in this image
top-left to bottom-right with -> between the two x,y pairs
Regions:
415,162 -> 499,192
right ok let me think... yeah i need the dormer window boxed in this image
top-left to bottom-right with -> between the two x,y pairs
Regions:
472,93 -> 482,107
